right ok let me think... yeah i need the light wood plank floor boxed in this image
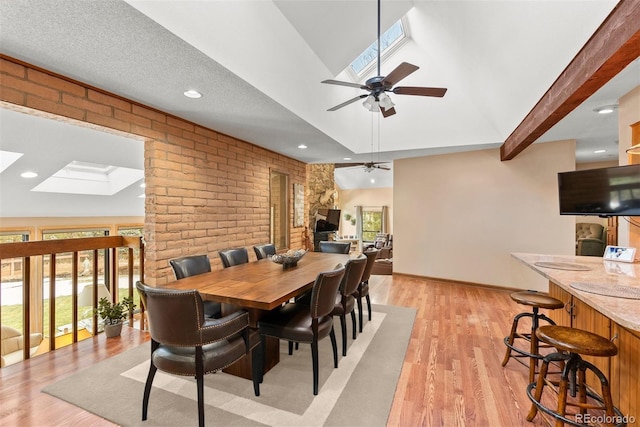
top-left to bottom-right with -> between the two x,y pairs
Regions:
0,274 -> 549,426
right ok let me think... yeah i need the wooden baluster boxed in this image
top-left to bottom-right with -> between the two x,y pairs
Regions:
22,256 -> 31,361
48,254 -> 56,351
72,251 -> 78,343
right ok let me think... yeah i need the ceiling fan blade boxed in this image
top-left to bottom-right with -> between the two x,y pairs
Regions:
328,94 -> 368,111
335,163 -> 367,168
382,62 -> 419,87
393,86 -> 447,97
381,106 -> 396,118
321,79 -> 369,90
375,165 -> 391,170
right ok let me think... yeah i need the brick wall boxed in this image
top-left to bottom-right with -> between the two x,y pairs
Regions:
1,56 -> 307,286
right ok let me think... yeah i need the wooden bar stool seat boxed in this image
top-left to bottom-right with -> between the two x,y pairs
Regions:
527,325 -> 625,427
502,291 -> 564,383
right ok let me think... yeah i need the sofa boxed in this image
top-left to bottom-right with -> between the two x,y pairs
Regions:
1,325 -> 43,367
576,223 -> 607,257
368,233 -> 393,275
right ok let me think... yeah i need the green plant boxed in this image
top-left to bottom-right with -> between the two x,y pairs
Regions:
95,296 -> 136,325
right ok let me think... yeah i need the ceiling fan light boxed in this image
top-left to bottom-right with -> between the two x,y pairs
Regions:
378,93 -> 394,109
363,95 -> 378,112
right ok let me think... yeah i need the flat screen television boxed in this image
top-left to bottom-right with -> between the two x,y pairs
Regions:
558,164 -> 640,216
314,208 -> 341,232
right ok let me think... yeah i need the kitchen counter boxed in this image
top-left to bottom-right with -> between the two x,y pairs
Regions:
511,253 -> 640,333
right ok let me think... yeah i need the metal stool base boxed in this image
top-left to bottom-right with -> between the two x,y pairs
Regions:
502,309 -> 557,383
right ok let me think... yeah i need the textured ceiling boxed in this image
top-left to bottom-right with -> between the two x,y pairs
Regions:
0,0 -> 637,209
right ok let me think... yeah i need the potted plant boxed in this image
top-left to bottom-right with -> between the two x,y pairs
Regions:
95,296 -> 136,338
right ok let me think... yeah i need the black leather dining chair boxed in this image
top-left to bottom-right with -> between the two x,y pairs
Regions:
169,254 -> 222,319
318,241 -> 351,254
331,255 -> 367,356
136,281 -> 261,427
354,248 -> 378,333
253,243 -> 276,260
258,264 -> 345,395
218,247 -> 249,268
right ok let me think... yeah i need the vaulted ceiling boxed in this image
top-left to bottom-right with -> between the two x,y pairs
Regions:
1,0 -> 638,213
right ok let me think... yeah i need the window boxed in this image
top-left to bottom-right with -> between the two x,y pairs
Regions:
0,231 -> 29,243
362,210 -> 382,242
348,19 -> 408,79
0,231 -> 30,336
32,160 -> 143,196
41,229 -> 111,340
117,226 -> 143,308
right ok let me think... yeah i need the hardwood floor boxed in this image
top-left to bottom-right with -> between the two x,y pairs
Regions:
1,274 -> 548,426
374,275 -> 547,427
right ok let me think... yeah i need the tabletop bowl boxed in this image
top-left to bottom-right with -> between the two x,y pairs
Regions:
271,249 -> 307,269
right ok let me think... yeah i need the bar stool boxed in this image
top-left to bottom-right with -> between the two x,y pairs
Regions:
527,325 -> 625,427
502,291 -> 564,384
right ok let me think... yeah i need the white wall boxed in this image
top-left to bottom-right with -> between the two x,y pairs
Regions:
394,140 -> 576,291
618,85 -> 640,247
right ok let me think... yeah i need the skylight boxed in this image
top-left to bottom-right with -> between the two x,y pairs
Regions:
349,19 -> 406,77
0,150 -> 24,174
31,160 -> 143,196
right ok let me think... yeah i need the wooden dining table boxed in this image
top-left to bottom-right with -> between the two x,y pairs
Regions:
160,251 -> 353,378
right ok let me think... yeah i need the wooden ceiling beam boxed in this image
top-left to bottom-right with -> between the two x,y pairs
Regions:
500,0 -> 640,161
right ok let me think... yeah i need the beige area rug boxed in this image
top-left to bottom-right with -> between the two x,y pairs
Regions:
43,304 -> 416,426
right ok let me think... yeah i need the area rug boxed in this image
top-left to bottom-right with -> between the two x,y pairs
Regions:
43,304 -> 416,426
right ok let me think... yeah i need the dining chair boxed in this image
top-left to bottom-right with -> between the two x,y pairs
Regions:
354,248 -> 378,333
331,254 -> 367,356
294,255 -> 366,356
258,264 -> 346,395
168,254 -> 222,319
318,241 -> 351,254
253,243 -> 276,260
136,281 -> 261,427
218,247 -> 249,268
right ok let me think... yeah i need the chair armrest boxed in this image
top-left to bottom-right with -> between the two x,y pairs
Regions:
200,310 -> 249,344
378,247 -> 392,259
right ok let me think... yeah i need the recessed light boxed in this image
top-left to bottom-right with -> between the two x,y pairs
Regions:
21,171 -> 38,178
370,178 -> 375,184
343,157 -> 352,161
140,182 -> 146,188
183,90 -> 202,99
298,144 -> 307,149
594,149 -> 606,154
593,105 -> 617,114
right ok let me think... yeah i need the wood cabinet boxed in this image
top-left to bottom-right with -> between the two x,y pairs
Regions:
610,324 -> 640,426
548,282 -> 637,425
607,216 -> 618,246
547,283 -> 571,327
572,297 -> 612,390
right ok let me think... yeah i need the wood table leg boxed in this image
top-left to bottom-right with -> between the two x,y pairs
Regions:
222,307 -> 280,379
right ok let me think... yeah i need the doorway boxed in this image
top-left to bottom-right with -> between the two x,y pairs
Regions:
270,171 -> 289,250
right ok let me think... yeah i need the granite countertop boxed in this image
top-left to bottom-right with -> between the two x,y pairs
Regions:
511,252 -> 640,332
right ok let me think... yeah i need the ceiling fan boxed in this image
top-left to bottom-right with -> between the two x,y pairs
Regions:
335,161 -> 390,173
321,0 -> 447,118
